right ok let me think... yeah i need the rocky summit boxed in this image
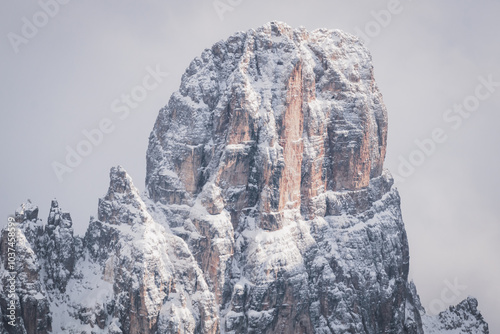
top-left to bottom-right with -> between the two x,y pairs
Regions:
1,22 -> 488,333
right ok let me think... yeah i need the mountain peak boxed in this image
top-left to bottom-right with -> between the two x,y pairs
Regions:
98,166 -> 150,225
108,165 -> 135,195
2,23 -> 488,334
146,21 -> 387,230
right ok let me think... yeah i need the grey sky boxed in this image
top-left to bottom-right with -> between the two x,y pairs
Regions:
1,0 -> 498,331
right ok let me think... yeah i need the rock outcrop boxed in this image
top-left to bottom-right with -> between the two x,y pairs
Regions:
422,297 -> 489,334
0,22 -> 488,333
44,199 -> 77,292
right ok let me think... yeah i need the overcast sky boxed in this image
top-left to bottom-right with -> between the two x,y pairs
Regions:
1,0 -> 499,330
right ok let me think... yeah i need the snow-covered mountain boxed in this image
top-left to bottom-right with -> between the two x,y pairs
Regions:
1,21 -> 488,334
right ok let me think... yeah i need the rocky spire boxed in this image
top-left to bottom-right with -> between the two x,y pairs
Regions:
44,199 -> 76,291
83,166 -> 219,334
47,199 -> 72,228
97,165 -> 151,226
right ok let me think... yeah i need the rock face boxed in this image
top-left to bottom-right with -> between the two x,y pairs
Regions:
146,22 -> 387,232
0,22 -> 489,333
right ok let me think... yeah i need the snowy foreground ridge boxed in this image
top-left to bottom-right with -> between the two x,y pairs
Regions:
1,22 -> 488,334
